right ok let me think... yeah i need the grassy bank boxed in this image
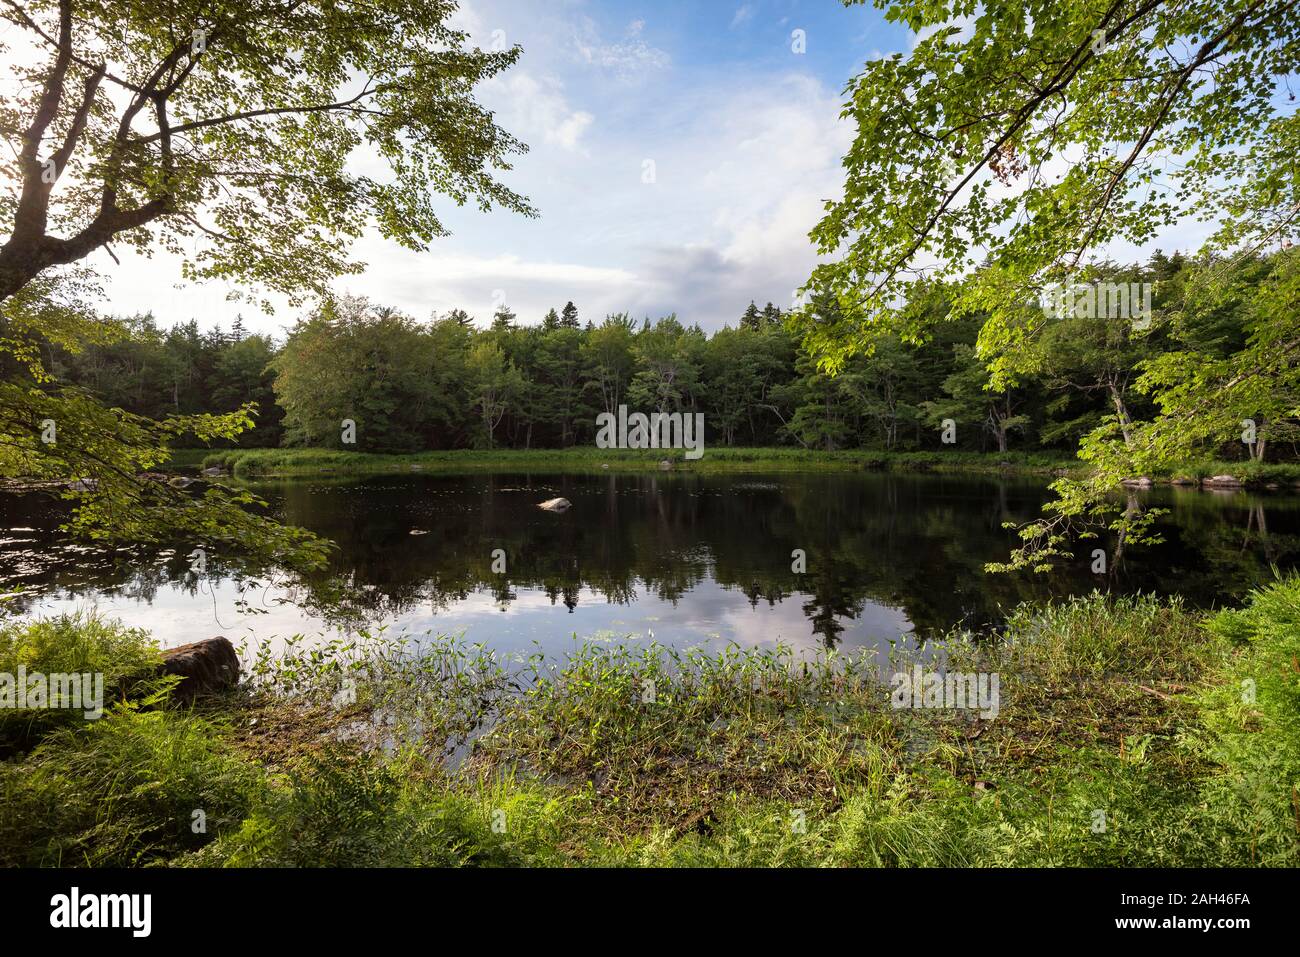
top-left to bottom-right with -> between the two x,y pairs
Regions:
164,446 -> 1300,487
178,446 -> 1082,479
2,578 -> 1297,866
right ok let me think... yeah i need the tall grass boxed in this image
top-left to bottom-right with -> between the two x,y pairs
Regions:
0,614 -> 162,755
1,579 -> 1297,866
189,446 -> 1081,479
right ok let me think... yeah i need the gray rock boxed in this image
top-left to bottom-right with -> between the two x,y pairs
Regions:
1203,474 -> 1242,488
538,497 -> 571,512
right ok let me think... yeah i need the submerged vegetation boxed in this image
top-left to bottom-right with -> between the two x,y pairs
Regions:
3,578 -> 1297,867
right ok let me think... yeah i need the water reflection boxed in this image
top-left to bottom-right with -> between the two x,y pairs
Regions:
2,472 -> 1296,659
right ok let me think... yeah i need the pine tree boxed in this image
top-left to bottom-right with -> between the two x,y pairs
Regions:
560,301 -> 580,328
491,305 -> 516,332
542,308 -> 560,332
740,301 -> 761,331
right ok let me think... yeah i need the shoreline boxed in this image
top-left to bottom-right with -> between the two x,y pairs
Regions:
3,580 -> 1297,867
165,446 -> 1300,490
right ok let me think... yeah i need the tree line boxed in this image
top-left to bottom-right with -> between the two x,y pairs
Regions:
38,248 -> 1298,462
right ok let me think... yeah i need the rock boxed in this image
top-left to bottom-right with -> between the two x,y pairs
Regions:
1120,476 -> 1154,488
601,463 -> 610,469
409,529 -> 429,535
1171,477 -> 1198,486
659,459 -> 672,471
200,467 -> 225,477
68,478 -> 98,492
167,476 -> 195,489
159,637 -> 240,700
538,497 -> 571,512
1203,474 -> 1242,488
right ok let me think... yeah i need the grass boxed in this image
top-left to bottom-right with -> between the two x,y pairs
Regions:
181,445 -> 1082,479
1,579 -> 1297,867
168,445 -> 1300,486
1165,459 -> 1300,486
0,613 -> 163,756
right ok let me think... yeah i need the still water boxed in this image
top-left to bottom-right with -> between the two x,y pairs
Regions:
1,471 -> 1295,660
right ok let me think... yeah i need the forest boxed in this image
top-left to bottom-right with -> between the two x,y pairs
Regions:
44,248 -> 1297,464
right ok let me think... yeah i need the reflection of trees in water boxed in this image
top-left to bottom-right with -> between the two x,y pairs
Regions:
5,475 -> 1299,650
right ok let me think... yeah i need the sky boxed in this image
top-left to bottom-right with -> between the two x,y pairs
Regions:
92,0 -> 915,337
56,0 -> 1223,337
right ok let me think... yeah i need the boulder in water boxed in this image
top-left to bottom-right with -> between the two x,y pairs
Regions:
538,497 -> 571,512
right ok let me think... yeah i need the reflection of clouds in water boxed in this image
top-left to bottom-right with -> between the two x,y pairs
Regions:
719,593 -> 913,660
25,575 -> 917,664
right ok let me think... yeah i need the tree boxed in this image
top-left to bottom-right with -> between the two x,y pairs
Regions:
0,0 -> 534,565
490,305 -> 516,333
210,334 -> 281,446
272,296 -> 461,452
0,0 -> 534,304
560,301 -> 579,328
533,326 -> 585,445
627,315 -> 703,414
799,0 -> 1300,571
467,339 -> 522,448
922,344 -> 1028,453
581,313 -> 636,416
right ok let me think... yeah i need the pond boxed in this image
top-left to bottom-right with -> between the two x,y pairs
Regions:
1,471 -> 1296,662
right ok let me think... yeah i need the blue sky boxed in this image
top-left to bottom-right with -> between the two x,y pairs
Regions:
103,0 -> 918,335
96,0 -> 1223,335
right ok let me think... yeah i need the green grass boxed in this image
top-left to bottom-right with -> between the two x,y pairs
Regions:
1164,459 -> 1300,486
0,614 -> 163,756
166,445 -> 1300,486
1,579 -> 1297,866
183,445 -> 1082,479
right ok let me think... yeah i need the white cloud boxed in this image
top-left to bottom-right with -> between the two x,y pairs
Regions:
572,16 -> 671,77
910,13 -> 978,50
731,5 -> 755,29
482,72 -> 594,153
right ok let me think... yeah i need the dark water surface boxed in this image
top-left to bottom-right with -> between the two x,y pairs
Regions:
2,471 -> 1296,660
